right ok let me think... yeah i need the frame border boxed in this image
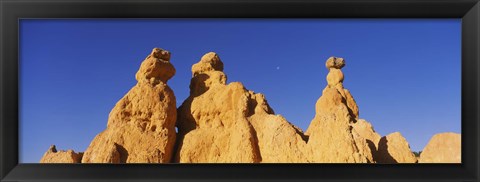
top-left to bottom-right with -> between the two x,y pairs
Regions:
1,0 -> 479,181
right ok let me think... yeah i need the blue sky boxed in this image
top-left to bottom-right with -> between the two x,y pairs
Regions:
19,19 -> 461,163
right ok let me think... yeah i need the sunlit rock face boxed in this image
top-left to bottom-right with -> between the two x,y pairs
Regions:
175,52 -> 307,163
352,119 -> 382,163
39,49 -> 459,164
303,57 -> 369,163
81,48 -> 177,163
419,132 -> 461,163
376,132 -> 417,163
39,145 -> 83,163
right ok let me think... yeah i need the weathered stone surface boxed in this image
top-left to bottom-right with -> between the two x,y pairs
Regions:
376,132 -> 417,163
419,132 -> 461,163
81,48 -> 177,163
352,119 -> 381,163
344,89 -> 359,119
40,145 -> 83,163
304,56 -> 368,163
39,50 -> 462,164
135,48 -> 175,84
248,94 -> 308,163
175,52 -> 307,163
325,56 -> 345,69
352,119 -> 381,147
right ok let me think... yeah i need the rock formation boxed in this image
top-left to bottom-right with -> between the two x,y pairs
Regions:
304,56 -> 368,163
81,48 -> 177,163
419,132 -> 461,163
39,49 -> 460,164
376,132 -> 417,163
352,119 -> 382,162
40,145 -> 83,163
175,52 -> 307,163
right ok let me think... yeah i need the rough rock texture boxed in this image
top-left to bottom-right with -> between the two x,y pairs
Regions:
40,145 -> 83,163
324,57 -> 359,119
81,48 -> 177,163
352,119 -> 381,146
352,119 -> 382,162
248,98 -> 308,163
39,49 -> 462,164
419,132 -> 461,163
175,52 -> 307,163
304,56 -> 368,163
376,132 -> 417,163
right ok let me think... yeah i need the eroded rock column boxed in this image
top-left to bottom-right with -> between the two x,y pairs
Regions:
81,48 -> 177,163
175,52 -> 308,163
305,57 -> 368,163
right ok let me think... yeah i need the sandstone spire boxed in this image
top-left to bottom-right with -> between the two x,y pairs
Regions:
81,48 -> 177,163
37,49 -> 462,164
305,56 -> 368,163
324,57 -> 359,119
175,52 -> 260,162
175,52 -> 307,163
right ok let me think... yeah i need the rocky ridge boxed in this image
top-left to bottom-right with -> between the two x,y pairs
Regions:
40,48 -> 461,163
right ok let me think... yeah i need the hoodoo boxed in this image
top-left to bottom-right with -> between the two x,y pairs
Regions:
304,57 -> 368,163
39,49 -> 458,164
175,52 -> 307,163
81,48 -> 177,163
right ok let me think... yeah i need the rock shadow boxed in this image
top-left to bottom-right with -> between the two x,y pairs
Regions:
115,143 -> 129,163
293,126 -> 309,142
174,73 -> 211,146
346,106 -> 357,123
246,97 -> 258,117
246,96 -> 308,142
376,137 -> 398,163
246,96 -> 274,117
247,120 -> 263,162
365,139 -> 378,163
189,73 -> 210,97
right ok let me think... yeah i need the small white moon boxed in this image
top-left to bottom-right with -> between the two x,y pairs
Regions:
276,66 -> 280,70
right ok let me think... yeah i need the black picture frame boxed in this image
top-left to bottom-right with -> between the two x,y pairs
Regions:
1,0 -> 479,181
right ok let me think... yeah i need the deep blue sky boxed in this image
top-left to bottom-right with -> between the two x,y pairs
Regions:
19,19 -> 461,163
